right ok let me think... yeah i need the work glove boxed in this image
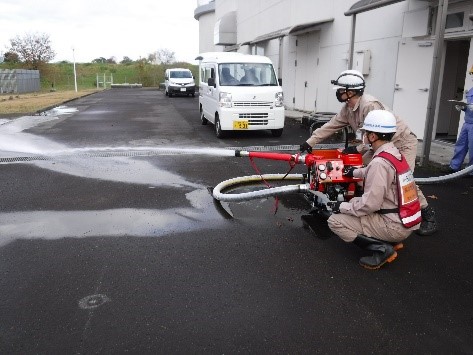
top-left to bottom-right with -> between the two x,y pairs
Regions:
343,166 -> 357,178
329,201 -> 342,214
342,145 -> 359,154
454,105 -> 463,112
299,142 -> 312,153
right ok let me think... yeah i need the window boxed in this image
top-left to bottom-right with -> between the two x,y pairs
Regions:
218,63 -> 278,86
200,66 -> 215,84
445,11 -> 464,30
170,71 -> 193,79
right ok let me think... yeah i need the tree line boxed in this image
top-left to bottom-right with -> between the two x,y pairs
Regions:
1,32 -> 178,69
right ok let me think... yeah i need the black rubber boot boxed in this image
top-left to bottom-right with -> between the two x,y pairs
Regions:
416,206 -> 438,236
353,234 -> 398,270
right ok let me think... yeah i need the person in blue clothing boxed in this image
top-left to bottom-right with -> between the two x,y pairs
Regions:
448,65 -> 473,177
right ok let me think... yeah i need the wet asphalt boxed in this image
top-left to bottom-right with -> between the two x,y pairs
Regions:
0,88 -> 472,354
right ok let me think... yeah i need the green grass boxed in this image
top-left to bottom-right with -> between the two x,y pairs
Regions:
0,61 -> 198,92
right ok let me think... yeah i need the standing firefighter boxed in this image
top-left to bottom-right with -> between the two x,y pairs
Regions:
327,110 -> 421,270
446,64 -> 473,176
299,69 -> 438,236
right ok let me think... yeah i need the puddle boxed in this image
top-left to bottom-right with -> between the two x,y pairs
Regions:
225,188 -> 310,222
0,189 -> 228,247
0,190 -> 312,247
41,105 -> 78,116
77,110 -> 113,115
0,115 -> 61,134
0,207 -> 224,247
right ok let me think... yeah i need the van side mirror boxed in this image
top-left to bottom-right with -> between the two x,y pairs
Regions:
208,77 -> 216,87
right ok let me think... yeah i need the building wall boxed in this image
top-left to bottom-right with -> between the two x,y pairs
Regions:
195,0 -> 223,54
214,0 -> 236,52
197,0 -> 473,140
351,3 -> 406,108
215,0 -> 236,18
237,1 -> 292,43
196,7 -> 217,54
229,1 -> 408,112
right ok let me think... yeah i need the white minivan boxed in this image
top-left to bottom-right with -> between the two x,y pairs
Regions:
164,68 -> 196,97
196,52 -> 284,138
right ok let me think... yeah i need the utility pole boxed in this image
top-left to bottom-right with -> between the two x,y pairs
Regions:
420,0 -> 448,165
72,48 -> 78,92
348,14 -> 356,69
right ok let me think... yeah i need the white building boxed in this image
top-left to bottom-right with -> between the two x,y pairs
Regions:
194,0 -> 473,146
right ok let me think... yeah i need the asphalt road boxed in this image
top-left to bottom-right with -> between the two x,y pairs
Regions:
0,88 -> 472,354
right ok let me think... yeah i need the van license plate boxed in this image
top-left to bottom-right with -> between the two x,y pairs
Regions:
233,121 -> 248,129
180,88 -> 186,92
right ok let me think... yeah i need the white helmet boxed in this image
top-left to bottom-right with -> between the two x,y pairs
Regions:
331,70 -> 365,91
362,110 -> 397,133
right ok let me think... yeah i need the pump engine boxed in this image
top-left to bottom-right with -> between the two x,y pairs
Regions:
300,149 -> 363,218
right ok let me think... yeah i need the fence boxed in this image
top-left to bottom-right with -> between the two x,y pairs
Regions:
96,73 -> 113,89
0,69 -> 40,94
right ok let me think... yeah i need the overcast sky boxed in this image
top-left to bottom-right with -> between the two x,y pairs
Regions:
0,0 -> 200,64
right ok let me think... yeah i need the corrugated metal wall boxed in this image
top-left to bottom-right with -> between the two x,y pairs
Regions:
0,69 -> 40,94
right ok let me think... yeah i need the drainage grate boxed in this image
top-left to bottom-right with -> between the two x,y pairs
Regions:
80,151 -> 156,158
0,156 -> 51,163
225,144 -> 343,151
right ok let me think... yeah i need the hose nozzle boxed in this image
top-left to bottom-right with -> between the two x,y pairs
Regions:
235,150 -> 249,157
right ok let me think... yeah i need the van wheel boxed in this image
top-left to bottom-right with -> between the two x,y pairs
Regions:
215,116 -> 226,138
200,107 -> 208,125
169,92 -> 173,97
271,128 -> 283,137
192,93 -> 195,97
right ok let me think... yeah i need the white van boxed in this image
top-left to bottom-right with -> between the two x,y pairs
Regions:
164,68 -> 195,97
196,52 -> 284,138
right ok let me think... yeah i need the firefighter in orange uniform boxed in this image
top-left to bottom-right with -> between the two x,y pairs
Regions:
327,110 -> 421,270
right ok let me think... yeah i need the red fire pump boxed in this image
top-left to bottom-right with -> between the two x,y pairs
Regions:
213,148 -> 364,217
300,149 -> 363,217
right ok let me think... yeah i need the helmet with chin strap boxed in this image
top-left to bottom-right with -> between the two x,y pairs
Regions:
331,70 -> 365,102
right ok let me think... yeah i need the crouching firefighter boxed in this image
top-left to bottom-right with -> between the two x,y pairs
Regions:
327,110 -> 421,270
